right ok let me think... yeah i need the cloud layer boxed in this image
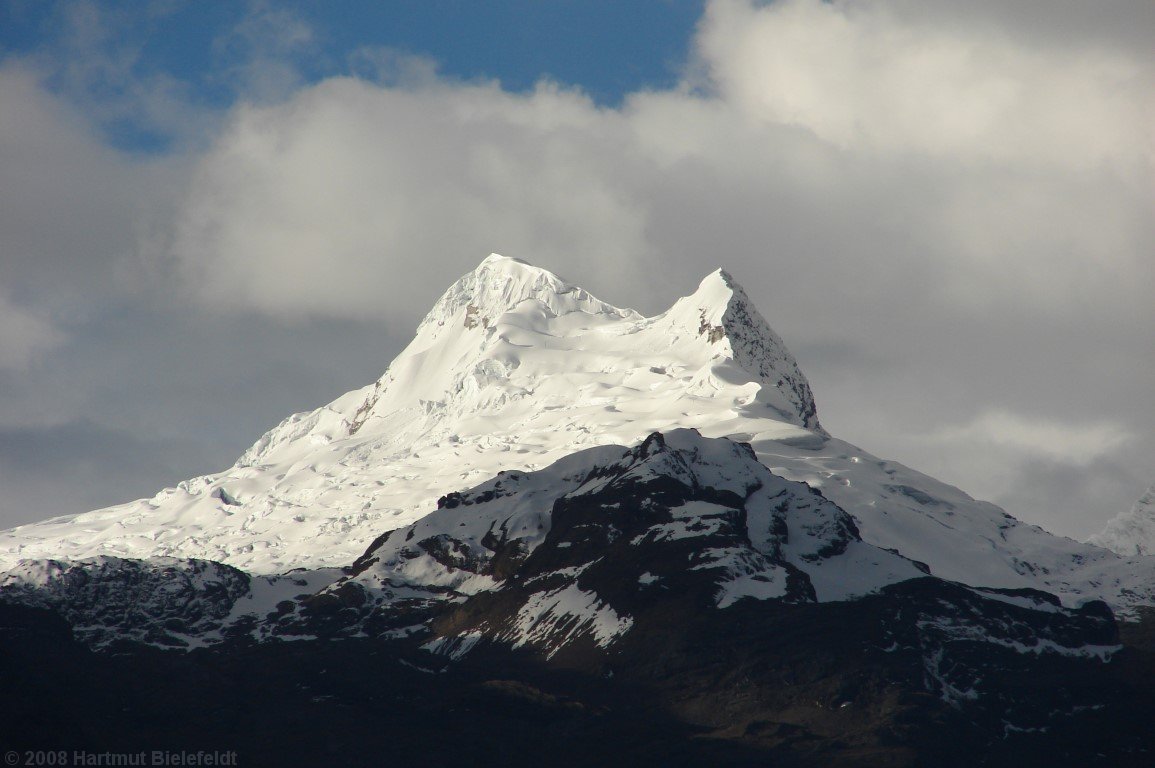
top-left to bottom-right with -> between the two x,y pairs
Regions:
1,0 -> 1151,539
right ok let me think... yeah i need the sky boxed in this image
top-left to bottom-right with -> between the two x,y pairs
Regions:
0,0 -> 1151,542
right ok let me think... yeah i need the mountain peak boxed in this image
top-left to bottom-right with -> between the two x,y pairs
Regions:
478,252 -> 529,267
684,268 -> 737,318
1089,484 -> 1155,556
687,268 -> 773,332
416,254 -> 640,340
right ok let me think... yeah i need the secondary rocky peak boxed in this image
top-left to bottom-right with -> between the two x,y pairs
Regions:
666,268 -> 824,433
1090,484 -> 1155,556
676,268 -> 784,350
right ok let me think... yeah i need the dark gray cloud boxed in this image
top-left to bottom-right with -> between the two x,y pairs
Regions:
0,419 -> 215,528
990,454 -> 1148,542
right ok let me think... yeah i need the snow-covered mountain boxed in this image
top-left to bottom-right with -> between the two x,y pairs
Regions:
0,255 -> 817,573
1090,485 -> 1155,556
1,253 -> 1153,615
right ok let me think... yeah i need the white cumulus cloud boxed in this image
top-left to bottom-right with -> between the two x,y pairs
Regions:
0,0 -> 1151,539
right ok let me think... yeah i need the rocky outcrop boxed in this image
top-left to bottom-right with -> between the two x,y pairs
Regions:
0,556 -> 250,648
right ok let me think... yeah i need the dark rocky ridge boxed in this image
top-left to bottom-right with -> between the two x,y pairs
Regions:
2,583 -> 1152,766
0,556 -> 249,648
265,430 -> 922,644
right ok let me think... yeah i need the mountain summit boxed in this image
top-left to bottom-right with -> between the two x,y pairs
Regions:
1091,484 -> 1155,556
665,267 -> 822,432
340,254 -> 822,442
416,253 -> 642,338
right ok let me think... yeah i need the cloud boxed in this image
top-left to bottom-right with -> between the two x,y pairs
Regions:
994,454 -> 1148,541
929,409 -> 1132,466
0,292 -> 64,371
21,0 -> 215,151
690,0 -> 1153,321
0,300 -> 411,531
819,405 -> 1145,540
161,0 -> 1153,326
0,63 -> 181,309
0,420 -> 216,528
1,0 -> 1151,541
147,0 -> 1154,543
165,77 -> 655,322
697,0 -> 1153,166
210,1 -> 318,104
911,419 -> 1143,541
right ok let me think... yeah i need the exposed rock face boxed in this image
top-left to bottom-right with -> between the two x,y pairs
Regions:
0,556 -> 250,648
264,430 -> 923,647
0,432 -> 1119,667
